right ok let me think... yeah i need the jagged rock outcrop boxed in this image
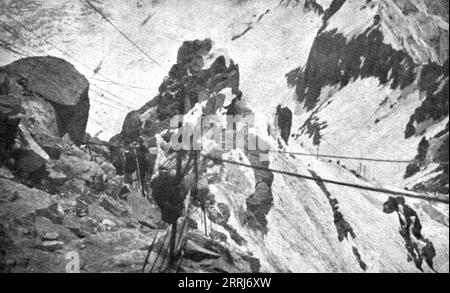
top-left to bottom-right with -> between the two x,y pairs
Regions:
405,122 -> 449,194
109,39 -> 277,269
405,60 -> 449,139
110,38 -> 240,146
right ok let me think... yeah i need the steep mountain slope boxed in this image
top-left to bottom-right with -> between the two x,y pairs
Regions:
200,150 -> 448,272
112,38 -> 448,273
288,0 -> 449,189
0,0 -> 448,273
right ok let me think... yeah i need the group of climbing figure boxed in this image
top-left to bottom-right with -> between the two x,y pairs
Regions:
111,137 -> 157,198
383,196 -> 437,272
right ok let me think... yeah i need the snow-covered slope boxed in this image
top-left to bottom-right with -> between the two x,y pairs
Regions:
1,0 -> 448,272
198,149 -> 449,272
289,0 -> 449,188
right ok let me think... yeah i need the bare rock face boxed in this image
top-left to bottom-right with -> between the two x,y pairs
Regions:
405,60 -> 449,139
21,95 -> 59,137
296,22 -> 415,111
1,56 -> 90,145
0,178 -> 53,220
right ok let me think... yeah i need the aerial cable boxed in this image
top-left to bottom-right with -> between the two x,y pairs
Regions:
82,0 -> 164,69
3,13 -> 153,104
201,154 -> 449,204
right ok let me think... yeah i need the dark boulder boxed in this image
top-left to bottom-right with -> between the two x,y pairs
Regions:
1,56 -> 90,145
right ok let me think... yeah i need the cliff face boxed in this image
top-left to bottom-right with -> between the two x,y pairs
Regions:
295,0 -> 448,111
289,0 -> 449,190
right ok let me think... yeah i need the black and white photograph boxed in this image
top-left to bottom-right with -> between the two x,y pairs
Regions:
0,0 -> 448,276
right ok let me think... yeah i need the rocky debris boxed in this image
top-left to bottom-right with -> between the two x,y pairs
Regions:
180,232 -> 261,273
100,161 -> 116,181
53,154 -> 103,183
101,219 -> 116,231
36,240 -> 64,252
40,143 -> 62,160
32,133 -> 68,160
0,166 -> 14,180
75,197 -> 89,217
104,176 -> 124,200
106,249 -> 147,271
100,197 -> 129,218
42,232 -> 59,241
36,203 -> 65,225
0,53 -> 254,272
1,56 -> 90,145
46,169 -> 68,186
183,239 -> 221,261
64,220 -> 91,238
125,193 -> 161,225
85,229 -> 153,252
34,216 -> 74,242
87,204 -> 119,223
0,178 -> 53,219
13,123 -> 50,177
